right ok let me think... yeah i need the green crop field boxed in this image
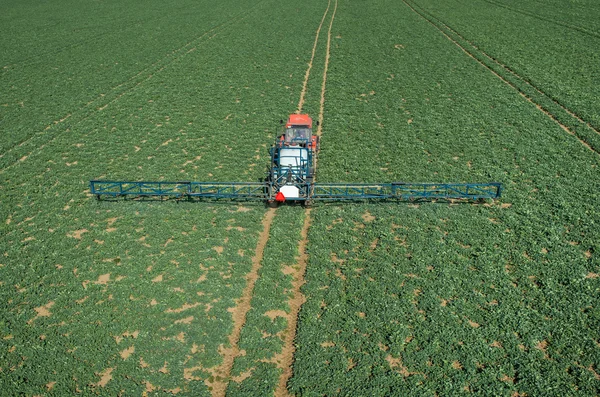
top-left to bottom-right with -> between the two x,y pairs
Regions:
1,0 -> 598,396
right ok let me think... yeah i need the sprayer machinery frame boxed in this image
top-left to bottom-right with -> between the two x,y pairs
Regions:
90,114 -> 502,205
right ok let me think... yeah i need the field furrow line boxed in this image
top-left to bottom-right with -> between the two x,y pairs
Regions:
208,208 -> 277,397
275,1 -> 338,395
417,1 -> 600,137
1,30 -> 113,72
404,0 -> 600,156
297,0 -> 331,113
0,3 -> 267,173
479,0 -> 600,39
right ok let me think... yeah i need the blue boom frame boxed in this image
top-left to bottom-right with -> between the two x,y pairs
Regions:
90,180 -> 501,201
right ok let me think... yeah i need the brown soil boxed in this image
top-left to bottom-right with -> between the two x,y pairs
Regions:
174,316 -> 194,325
264,310 -> 287,320
386,354 -> 413,377
500,374 -> 515,383
535,340 -> 550,359
158,361 -> 169,374
67,229 -> 88,239
213,246 -> 224,254
231,367 -> 255,383
588,365 -> 600,380
208,208 -> 276,397
93,367 -> 114,387
120,346 -> 135,360
166,302 -> 201,313
95,273 -> 110,285
140,358 -> 150,368
467,319 -> 481,328
27,301 -> 55,324
362,211 -> 375,222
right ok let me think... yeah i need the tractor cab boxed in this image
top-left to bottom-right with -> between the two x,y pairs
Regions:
284,126 -> 312,145
282,114 -> 313,146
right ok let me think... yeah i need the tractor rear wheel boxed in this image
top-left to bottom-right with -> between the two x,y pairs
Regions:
267,200 -> 279,208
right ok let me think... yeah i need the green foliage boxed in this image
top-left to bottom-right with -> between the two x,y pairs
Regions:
0,0 -> 318,394
1,0 -> 599,395
289,0 -> 600,395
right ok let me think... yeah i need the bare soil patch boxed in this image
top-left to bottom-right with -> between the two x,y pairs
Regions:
386,354 -> 415,377
166,302 -> 201,313
264,309 -> 287,320
27,301 -> 54,324
67,229 -> 88,239
92,367 -> 114,388
120,346 -> 135,360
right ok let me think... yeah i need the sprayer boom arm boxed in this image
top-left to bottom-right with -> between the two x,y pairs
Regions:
90,180 -> 501,201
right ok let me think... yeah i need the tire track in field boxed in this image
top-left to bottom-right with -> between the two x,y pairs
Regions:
213,2 -> 333,396
411,0 -> 600,137
479,0 -> 600,39
404,0 -> 600,156
207,208 -> 277,397
297,0 -> 331,113
274,207 -> 312,397
275,1 -> 338,395
0,2 -> 266,173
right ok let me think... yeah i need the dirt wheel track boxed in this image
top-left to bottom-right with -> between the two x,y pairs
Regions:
209,208 -> 277,397
276,1 -> 338,395
297,0 -> 332,114
213,3 -> 336,395
274,210 -> 312,397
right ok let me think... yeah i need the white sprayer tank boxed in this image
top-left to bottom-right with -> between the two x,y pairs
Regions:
279,147 -> 307,167
277,147 -> 307,199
